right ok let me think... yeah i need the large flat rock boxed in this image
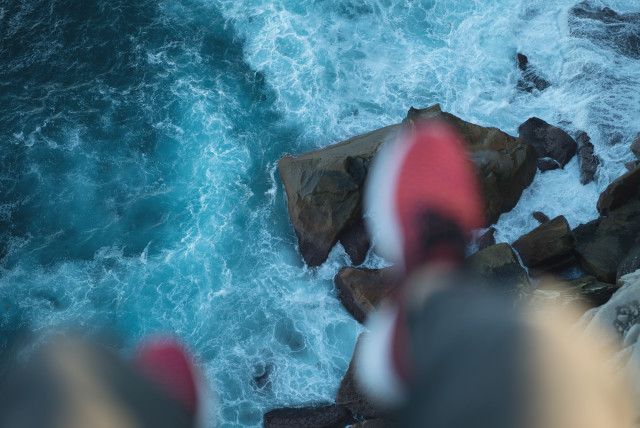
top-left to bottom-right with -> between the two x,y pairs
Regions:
280,104 -> 538,266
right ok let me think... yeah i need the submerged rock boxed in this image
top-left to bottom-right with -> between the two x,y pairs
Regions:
466,243 -> 530,294
263,404 -> 355,428
334,267 -> 393,324
576,131 -> 599,185
516,53 -> 551,93
569,2 -> 640,60
626,160 -> 640,172
518,117 -> 577,169
512,216 -> 576,276
537,157 -> 561,172
280,104 -> 538,266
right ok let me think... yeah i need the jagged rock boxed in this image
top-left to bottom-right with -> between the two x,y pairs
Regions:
279,125 -> 397,266
626,160 -> 640,171
535,275 -> 617,311
336,334 -> 382,419
596,164 -> 640,216
576,131 -> 599,185
632,133 -> 640,160
532,211 -> 550,224
569,2 -> 640,60
538,158 -> 561,172
263,405 -> 355,428
576,199 -> 640,283
476,227 -> 496,251
516,53 -> 551,92
334,267 -> 393,324
280,104 -> 538,266
466,243 -> 530,293
618,244 -> 640,282
512,216 -> 576,276
518,117 -> 577,169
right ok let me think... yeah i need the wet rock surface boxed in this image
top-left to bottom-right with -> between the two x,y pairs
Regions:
476,227 -> 496,251
518,117 -> 577,169
512,216 -> 576,276
596,164 -> 640,216
516,53 -> 551,93
576,131 -> 599,185
334,267 -> 393,324
532,211 -> 550,224
466,243 -> 530,294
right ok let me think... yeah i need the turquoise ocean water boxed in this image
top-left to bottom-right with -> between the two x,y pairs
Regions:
1,0 -> 639,426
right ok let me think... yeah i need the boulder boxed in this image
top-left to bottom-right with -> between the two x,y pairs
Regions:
532,211 -> 550,224
476,227 -> 496,251
576,131 -> 599,185
511,216 -> 576,276
518,117 -> 577,168
263,405 -> 355,428
279,125 -> 398,266
334,267 -> 393,324
405,105 -> 538,224
466,243 -> 530,294
596,164 -> 640,216
280,104 -> 538,266
632,133 -> 640,160
576,199 -> 640,283
336,334 -> 383,419
516,53 -> 551,93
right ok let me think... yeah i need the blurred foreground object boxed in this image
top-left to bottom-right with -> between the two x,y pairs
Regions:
358,119 -> 634,427
0,335 -> 201,428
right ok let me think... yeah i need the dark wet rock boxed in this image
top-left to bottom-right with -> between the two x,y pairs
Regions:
334,267 -> 393,324
576,199 -> 640,283
618,243 -> 640,282
596,164 -> 640,216
476,227 -> 496,251
516,53 -> 551,92
280,104 -> 538,266
626,160 -> 640,172
573,219 -> 601,248
576,131 -> 599,185
349,419 -> 392,428
279,125 -> 397,267
406,105 -> 538,225
518,117 -> 577,169
532,211 -> 550,224
569,2 -> 640,60
339,217 -> 370,266
466,243 -> 530,293
632,133 -> 640,160
263,404 -> 355,428
537,158 -> 561,172
567,275 -> 619,307
336,334 -> 383,419
512,216 -> 576,276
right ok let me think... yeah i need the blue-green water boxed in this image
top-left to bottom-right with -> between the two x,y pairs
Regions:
1,0 -> 639,426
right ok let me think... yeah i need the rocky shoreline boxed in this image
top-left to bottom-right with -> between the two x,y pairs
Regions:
268,103 -> 640,427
